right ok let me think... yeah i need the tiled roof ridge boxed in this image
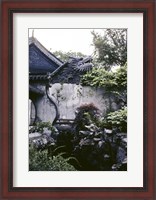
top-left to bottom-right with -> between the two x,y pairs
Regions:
29,62 -> 68,81
29,74 -> 48,80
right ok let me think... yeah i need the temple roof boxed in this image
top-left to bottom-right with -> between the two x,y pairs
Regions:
29,37 -> 93,83
29,37 -> 63,75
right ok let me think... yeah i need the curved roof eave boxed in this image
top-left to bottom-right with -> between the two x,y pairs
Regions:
29,37 -> 64,67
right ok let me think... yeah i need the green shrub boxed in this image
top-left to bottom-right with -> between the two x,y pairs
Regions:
29,146 -> 76,171
81,65 -> 127,90
29,121 -> 55,133
81,67 -> 115,89
104,107 -> 127,132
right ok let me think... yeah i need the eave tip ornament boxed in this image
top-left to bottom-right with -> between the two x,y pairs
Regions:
68,55 -> 94,72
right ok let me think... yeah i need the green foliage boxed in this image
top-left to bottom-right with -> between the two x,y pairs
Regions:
81,67 -> 114,89
53,50 -> 86,62
81,65 -> 127,94
29,145 -> 76,171
29,121 -> 55,133
92,29 -> 127,70
104,107 -> 127,132
114,65 -> 127,91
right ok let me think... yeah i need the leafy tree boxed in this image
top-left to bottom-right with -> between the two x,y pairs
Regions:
92,29 -> 127,70
53,50 -> 86,62
81,67 -> 114,88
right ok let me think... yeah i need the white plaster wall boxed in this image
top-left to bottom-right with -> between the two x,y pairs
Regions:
29,100 -> 36,125
49,83 -> 118,120
36,95 -> 56,122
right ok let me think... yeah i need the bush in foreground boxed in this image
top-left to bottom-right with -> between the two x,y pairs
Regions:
29,145 -> 76,171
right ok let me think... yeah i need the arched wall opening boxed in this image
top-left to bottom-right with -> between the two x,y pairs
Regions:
29,99 -> 36,125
